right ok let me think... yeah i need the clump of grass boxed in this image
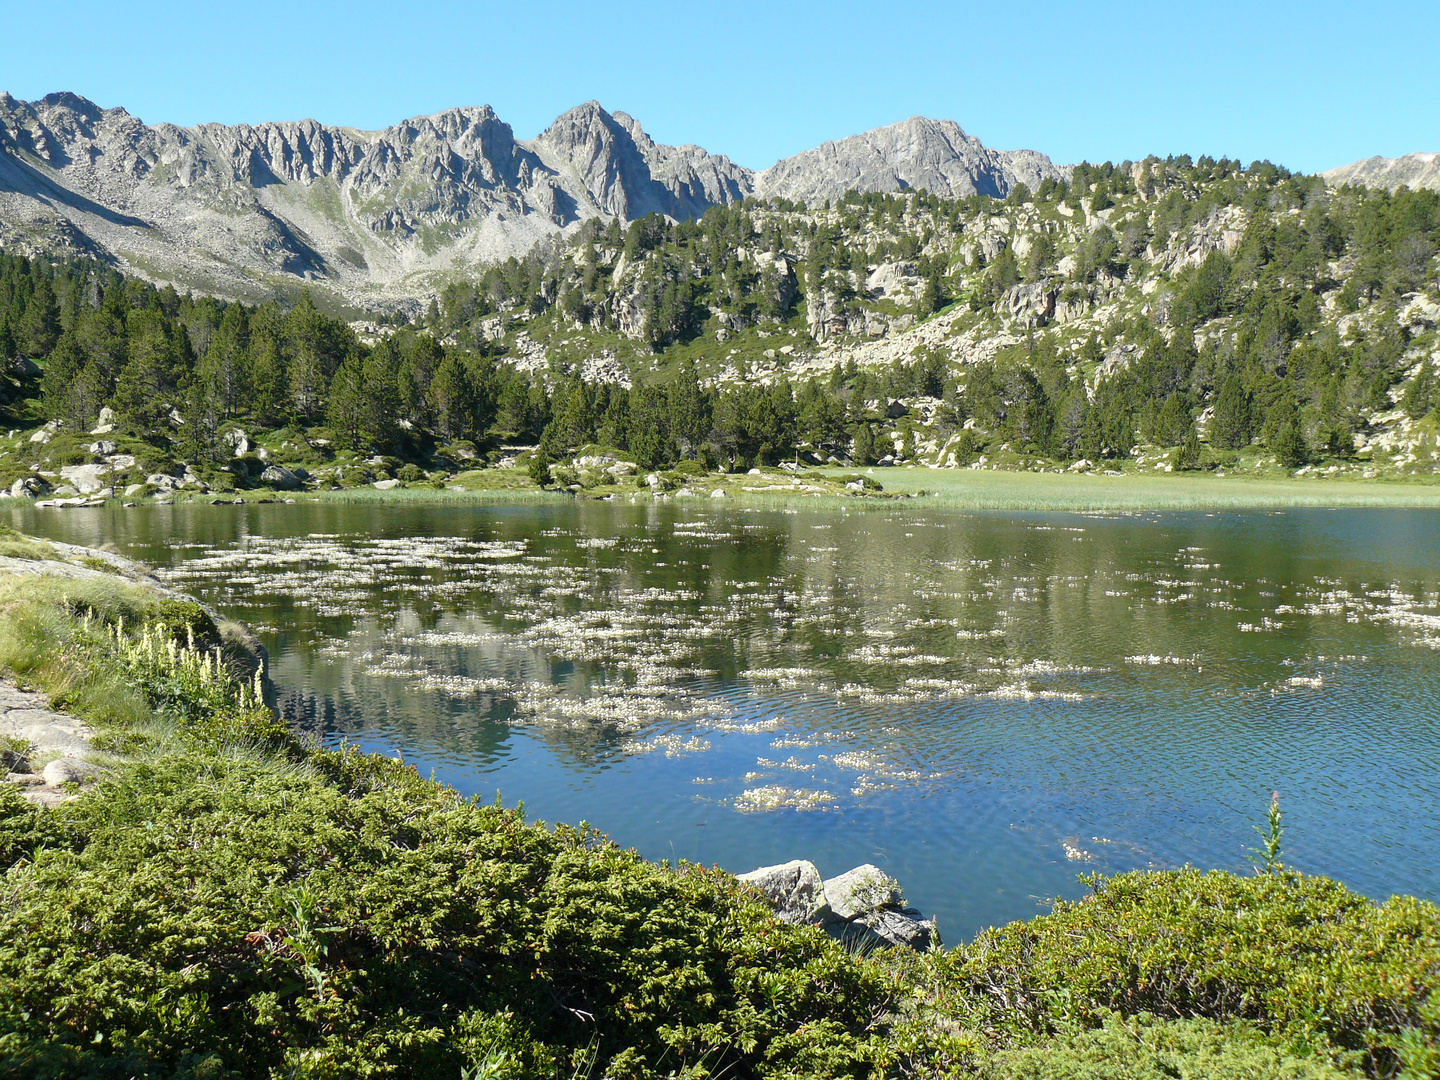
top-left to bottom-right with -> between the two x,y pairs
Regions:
0,524 -> 59,562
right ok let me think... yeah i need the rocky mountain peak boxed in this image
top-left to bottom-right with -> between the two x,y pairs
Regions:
756,115 -> 1066,204
1322,152 -> 1440,192
0,91 -> 1065,310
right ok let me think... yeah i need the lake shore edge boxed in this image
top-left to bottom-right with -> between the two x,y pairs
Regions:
0,535 -> 1436,1079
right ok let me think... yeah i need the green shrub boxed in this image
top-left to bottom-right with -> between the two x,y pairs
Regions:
0,753 -> 922,1080
931,869 -> 1440,1076
981,1012 -> 1349,1080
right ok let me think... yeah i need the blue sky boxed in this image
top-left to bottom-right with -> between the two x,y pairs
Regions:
5,0 -> 1436,174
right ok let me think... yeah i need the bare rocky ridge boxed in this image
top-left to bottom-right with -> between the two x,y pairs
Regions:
0,92 -> 1061,309
1322,153 -> 1440,192
756,116 -> 1067,204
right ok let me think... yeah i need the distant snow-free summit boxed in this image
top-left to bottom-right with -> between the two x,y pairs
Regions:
1322,153 -> 1440,192
0,92 -> 1063,307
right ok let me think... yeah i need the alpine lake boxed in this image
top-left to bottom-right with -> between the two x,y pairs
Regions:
11,496 -> 1440,942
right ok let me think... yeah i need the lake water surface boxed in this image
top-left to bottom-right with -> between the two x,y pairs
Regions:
12,500 -> 1440,941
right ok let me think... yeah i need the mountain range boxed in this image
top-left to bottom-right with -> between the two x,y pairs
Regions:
0,91 -> 1433,312
0,93 -> 1064,308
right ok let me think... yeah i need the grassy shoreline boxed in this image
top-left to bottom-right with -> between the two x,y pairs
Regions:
9,465 -> 1440,515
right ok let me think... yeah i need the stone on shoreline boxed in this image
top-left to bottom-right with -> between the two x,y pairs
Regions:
737,860 -> 831,924
739,858 -> 940,952
823,864 -> 901,920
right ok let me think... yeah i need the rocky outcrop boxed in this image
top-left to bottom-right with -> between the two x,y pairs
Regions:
757,117 -> 1067,205
0,678 -> 101,808
737,859 -> 940,951
1322,153 -> 1440,192
530,101 -> 750,222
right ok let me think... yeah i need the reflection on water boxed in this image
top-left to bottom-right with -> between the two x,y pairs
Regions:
13,500 -> 1440,940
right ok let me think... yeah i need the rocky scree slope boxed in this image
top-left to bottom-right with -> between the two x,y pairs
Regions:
0,92 -> 1059,308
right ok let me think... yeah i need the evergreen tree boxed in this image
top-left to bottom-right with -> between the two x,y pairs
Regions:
1402,360 -> 1436,420
179,376 -> 221,469
327,357 -> 367,451
1156,392 -> 1191,446
430,354 -> 476,441
40,332 -> 85,422
1210,376 -> 1253,450
353,345 -> 399,449
528,426 -> 555,486
1272,416 -> 1307,468
1177,424 -> 1203,469
18,275 -> 60,357
114,310 -> 180,435
248,333 -> 288,428
851,423 -> 876,465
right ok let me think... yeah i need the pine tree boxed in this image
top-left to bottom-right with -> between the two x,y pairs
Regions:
1177,424 -> 1202,469
248,333 -> 288,428
114,310 -> 180,435
1272,417 -> 1307,468
430,354 -> 476,442
528,426 -> 555,487
18,274 -> 60,358
360,347 -> 402,449
1210,376 -> 1253,450
327,357 -> 367,451
852,423 -> 875,465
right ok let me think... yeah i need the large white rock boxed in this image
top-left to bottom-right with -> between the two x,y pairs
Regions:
260,466 -> 301,490
736,859 -> 831,924
59,463 -> 111,494
822,864 -> 902,920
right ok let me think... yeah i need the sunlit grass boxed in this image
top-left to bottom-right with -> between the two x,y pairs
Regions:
829,467 -> 1440,511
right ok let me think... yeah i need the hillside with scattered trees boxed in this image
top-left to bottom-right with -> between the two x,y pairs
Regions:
2,155 -> 1438,499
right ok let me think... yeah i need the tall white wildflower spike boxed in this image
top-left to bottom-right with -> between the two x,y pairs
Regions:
187,624 -> 195,651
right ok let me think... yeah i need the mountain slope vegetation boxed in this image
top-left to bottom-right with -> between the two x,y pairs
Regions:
2,154 -> 1437,498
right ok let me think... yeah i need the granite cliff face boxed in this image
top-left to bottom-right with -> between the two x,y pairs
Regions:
1322,153 -> 1440,192
0,92 -> 1064,308
755,116 -> 1066,204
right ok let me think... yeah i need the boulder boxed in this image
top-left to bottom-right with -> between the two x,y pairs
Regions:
59,463 -> 111,494
9,476 -> 49,499
91,407 -> 116,434
43,757 -> 97,786
739,859 -> 940,953
259,466 -> 301,491
223,429 -> 252,457
823,864 -> 901,919
827,907 -> 940,953
20,723 -> 90,756
737,860 -> 831,924
88,439 -> 118,456
372,478 -> 401,490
